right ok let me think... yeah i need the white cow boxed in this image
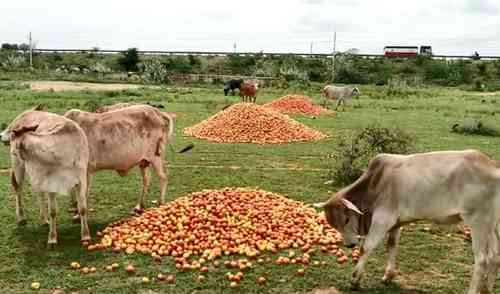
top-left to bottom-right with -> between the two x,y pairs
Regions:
321,85 -> 360,110
0,105 -> 91,247
314,150 -> 500,294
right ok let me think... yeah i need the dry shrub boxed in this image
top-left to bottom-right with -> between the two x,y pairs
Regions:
328,126 -> 414,186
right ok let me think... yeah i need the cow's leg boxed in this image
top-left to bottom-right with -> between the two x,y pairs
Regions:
47,192 -> 58,248
485,226 -> 500,293
382,226 -> 401,283
151,157 -> 168,205
467,220 -> 494,294
335,98 -> 342,111
77,174 -> 91,245
134,163 -> 150,214
69,186 -> 77,212
351,215 -> 396,288
11,156 -> 26,226
38,192 -> 49,225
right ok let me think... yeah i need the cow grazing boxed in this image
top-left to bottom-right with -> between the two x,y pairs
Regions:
64,104 -> 184,214
240,82 -> 259,103
223,79 -> 244,96
0,105 -> 91,247
321,85 -> 360,110
314,150 -> 500,294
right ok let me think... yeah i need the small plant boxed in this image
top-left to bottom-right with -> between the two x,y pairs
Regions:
84,96 -> 103,112
474,79 -> 485,91
328,126 -> 414,186
451,118 -> 498,136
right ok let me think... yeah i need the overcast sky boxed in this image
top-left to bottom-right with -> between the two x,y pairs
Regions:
1,0 -> 499,55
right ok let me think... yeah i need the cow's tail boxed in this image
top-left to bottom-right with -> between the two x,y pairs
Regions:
158,112 -> 194,154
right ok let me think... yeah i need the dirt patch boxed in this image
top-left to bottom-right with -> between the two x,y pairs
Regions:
471,91 -> 500,96
26,81 -> 157,92
310,287 -> 341,294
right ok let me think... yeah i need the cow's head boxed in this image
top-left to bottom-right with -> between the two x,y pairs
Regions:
352,87 -> 360,97
314,196 -> 363,248
1,104 -> 46,145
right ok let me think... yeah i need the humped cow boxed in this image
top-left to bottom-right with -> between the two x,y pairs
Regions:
0,105 -> 91,247
240,82 -> 259,103
321,85 -> 360,110
64,104 -> 191,214
223,79 -> 244,96
314,150 -> 500,294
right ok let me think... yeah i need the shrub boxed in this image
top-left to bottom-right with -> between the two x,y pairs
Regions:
84,96 -> 103,112
451,118 -> 499,136
1,54 -> 26,69
328,126 -> 414,186
139,57 -> 168,84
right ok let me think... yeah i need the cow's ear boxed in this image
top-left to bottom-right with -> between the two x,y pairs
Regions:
341,199 -> 363,215
12,124 -> 39,138
33,104 -> 48,111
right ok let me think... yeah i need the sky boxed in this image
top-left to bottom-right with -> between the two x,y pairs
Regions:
1,0 -> 499,55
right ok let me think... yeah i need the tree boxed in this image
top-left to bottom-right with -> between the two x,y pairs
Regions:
119,48 -> 140,72
19,43 -> 30,52
1,43 -> 12,50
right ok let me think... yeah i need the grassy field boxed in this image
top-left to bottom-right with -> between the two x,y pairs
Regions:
0,81 -> 500,293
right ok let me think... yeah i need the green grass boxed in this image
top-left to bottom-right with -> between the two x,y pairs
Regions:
0,82 -> 500,293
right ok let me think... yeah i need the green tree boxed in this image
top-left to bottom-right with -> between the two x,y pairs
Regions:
118,48 -> 140,72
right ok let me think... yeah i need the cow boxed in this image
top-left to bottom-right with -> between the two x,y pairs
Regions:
223,79 -> 244,96
95,102 -> 164,113
321,85 -> 360,111
240,82 -> 259,103
314,150 -> 500,294
0,105 -> 91,247
64,104 -> 189,215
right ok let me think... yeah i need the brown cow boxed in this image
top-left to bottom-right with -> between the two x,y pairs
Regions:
0,105 -> 91,247
239,82 -> 259,103
314,150 -> 500,294
64,105 -> 178,214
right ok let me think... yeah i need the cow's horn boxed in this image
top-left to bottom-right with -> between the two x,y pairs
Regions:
341,199 -> 363,215
312,202 -> 326,209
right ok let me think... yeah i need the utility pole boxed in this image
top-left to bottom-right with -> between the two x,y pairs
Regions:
233,42 -> 237,53
29,32 -> 33,68
310,41 -> 313,55
331,31 -> 336,82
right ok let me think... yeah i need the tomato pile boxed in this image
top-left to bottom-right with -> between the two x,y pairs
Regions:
93,188 -> 350,266
264,95 -> 334,116
183,103 -> 326,143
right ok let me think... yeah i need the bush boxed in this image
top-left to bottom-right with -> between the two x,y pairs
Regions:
334,67 -> 368,84
328,126 -> 414,186
1,54 -> 26,69
451,118 -> 498,136
139,57 -> 168,84
84,96 -> 103,112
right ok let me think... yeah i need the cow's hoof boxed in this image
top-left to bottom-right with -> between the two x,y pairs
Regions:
350,282 -> 360,291
81,239 -> 91,247
47,241 -> 57,249
382,271 -> 397,284
72,215 -> 80,223
133,207 -> 145,215
17,219 -> 27,226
